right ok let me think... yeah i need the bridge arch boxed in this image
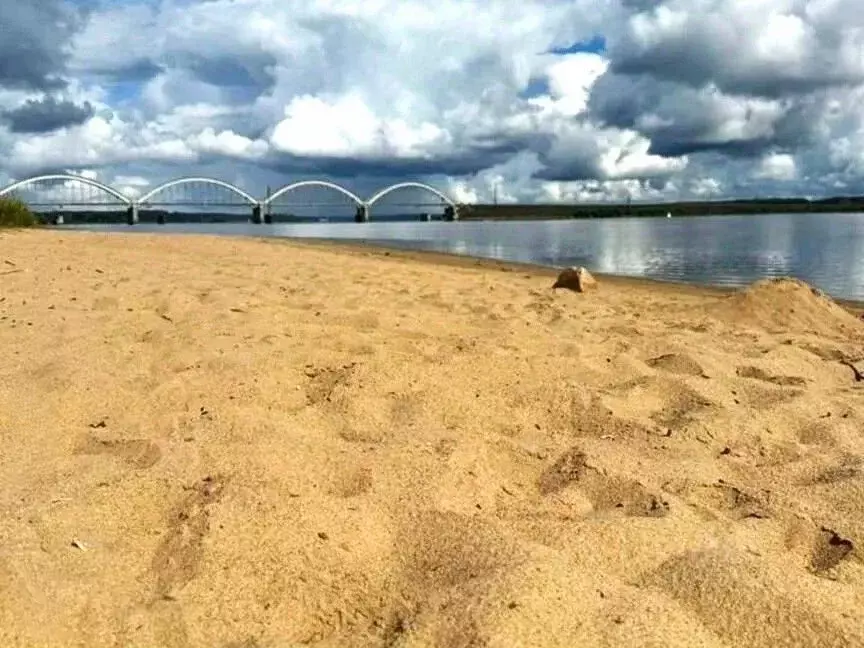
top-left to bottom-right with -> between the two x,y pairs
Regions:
366,182 -> 457,209
138,176 -> 257,205
0,174 -> 132,205
263,180 -> 364,206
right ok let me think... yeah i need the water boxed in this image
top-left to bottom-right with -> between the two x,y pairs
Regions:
60,212 -> 864,301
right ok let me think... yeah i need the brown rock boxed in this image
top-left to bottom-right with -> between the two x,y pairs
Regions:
552,266 -> 598,293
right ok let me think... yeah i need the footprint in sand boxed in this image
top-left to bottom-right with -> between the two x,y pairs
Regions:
571,396 -> 654,440
537,447 -> 669,518
689,480 -> 772,520
795,341 -> 858,363
367,510 -> 514,646
347,311 -> 381,330
799,455 -> 862,486
221,639 -> 262,648
151,475 -> 226,599
736,365 -> 807,387
811,527 -> 856,575
92,296 -> 119,310
645,352 -> 708,378
796,420 -> 838,447
650,390 -> 715,430
398,510 -> 515,590
785,519 -> 857,576
604,375 -> 716,432
78,435 -> 161,469
304,363 -> 357,406
734,382 -> 804,410
389,391 -> 425,428
330,468 -> 373,498
608,379 -> 712,432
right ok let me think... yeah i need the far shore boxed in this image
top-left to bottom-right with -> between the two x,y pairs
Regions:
457,198 -> 864,220
27,194 -> 864,226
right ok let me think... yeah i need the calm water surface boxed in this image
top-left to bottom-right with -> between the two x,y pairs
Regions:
62,212 -> 864,300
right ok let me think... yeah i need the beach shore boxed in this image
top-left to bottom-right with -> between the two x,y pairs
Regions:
1,229 -> 863,647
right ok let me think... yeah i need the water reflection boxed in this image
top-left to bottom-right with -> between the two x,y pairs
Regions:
61,212 -> 864,300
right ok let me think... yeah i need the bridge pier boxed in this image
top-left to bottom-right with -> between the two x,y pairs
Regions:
251,204 -> 263,224
355,204 -> 369,223
126,204 -> 139,225
443,205 -> 458,222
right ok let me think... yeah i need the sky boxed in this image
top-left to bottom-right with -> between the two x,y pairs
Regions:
2,0 -> 864,204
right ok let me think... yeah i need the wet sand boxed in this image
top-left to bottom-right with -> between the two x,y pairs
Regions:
1,229 -> 863,647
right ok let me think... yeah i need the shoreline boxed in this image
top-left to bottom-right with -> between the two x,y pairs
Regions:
22,226 -> 864,313
266,234 -> 864,314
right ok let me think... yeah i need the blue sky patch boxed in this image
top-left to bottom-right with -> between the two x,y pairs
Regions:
106,80 -> 143,104
548,35 -> 607,55
519,77 -> 551,99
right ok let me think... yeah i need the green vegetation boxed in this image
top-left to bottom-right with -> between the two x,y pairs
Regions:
0,197 -> 41,228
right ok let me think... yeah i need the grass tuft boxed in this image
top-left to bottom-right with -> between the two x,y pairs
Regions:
0,197 -> 40,228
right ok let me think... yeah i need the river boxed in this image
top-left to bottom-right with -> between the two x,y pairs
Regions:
60,211 -> 864,301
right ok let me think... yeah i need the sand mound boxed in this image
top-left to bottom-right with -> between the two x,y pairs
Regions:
712,277 -> 863,336
640,549 -> 864,647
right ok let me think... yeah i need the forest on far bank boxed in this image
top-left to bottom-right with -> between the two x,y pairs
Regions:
457,196 -> 864,220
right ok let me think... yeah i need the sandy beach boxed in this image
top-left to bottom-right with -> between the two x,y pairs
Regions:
1,228 -> 863,648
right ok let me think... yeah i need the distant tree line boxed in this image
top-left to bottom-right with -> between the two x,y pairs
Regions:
34,210 -> 252,224
458,196 -> 864,220
15,194 -> 864,225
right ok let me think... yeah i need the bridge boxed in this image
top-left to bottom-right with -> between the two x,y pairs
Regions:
0,175 -> 461,224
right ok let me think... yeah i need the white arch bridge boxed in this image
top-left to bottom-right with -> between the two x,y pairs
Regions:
0,175 -> 461,224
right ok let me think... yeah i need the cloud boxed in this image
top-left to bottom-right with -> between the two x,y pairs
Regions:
270,94 -> 451,160
754,153 -> 798,181
609,0 -> 864,97
2,97 -> 94,133
588,73 -> 794,157
2,0 -> 864,203
0,0 -> 81,91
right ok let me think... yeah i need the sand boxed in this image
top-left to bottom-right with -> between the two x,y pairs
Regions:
1,229 -> 863,648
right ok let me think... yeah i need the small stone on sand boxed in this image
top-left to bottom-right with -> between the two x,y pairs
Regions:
552,266 -> 598,293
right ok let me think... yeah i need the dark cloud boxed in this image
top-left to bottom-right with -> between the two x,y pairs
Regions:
531,156 -> 600,182
88,59 -> 165,82
587,72 -> 826,159
0,0 -> 82,90
531,129 -> 606,181
179,54 -> 277,91
619,0 -> 662,9
267,153 -> 510,179
266,131 -> 540,179
608,6 -> 863,98
648,137 -> 774,159
610,49 -> 858,99
2,97 -> 94,133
